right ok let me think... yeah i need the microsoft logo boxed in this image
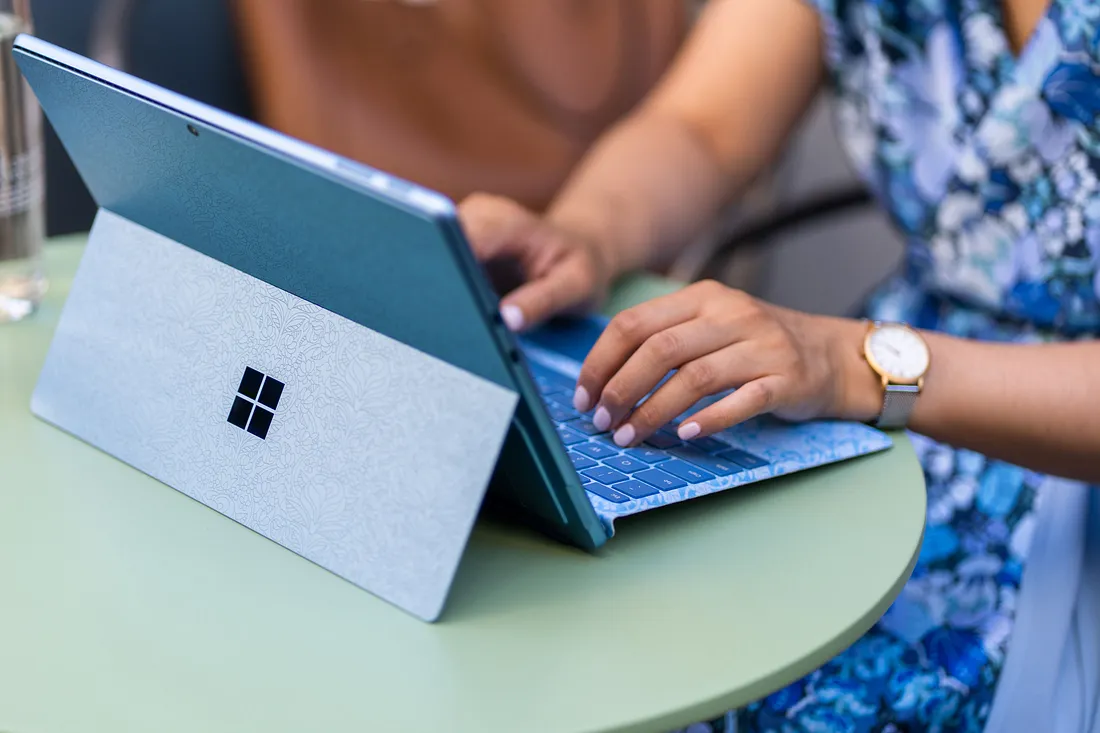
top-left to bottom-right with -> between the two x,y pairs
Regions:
227,367 -> 284,440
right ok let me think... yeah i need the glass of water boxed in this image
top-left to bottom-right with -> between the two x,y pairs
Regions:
0,0 -> 45,324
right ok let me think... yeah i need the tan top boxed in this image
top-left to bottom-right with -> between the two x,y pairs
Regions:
232,0 -> 690,211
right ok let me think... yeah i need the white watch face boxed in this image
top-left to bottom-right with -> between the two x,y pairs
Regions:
868,325 -> 930,381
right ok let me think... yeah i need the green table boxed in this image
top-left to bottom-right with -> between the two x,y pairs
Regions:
0,238 -> 926,733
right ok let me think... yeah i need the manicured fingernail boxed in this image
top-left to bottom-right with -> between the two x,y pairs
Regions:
613,424 -> 635,447
678,422 -> 701,441
573,386 -> 591,412
500,304 -> 524,331
593,406 -> 611,431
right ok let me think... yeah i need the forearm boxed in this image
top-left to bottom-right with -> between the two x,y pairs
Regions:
545,0 -> 824,280
834,319 -> 1100,482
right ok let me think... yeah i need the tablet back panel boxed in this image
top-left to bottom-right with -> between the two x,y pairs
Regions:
18,43 -> 521,621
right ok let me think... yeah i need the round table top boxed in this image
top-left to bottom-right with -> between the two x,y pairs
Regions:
0,239 -> 926,733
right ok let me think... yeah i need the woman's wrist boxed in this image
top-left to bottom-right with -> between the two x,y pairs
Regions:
827,316 -> 886,423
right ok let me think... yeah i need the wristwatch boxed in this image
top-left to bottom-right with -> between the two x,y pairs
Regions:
862,321 -> 931,429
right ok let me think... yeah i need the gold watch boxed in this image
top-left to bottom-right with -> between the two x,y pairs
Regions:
863,321 -> 930,429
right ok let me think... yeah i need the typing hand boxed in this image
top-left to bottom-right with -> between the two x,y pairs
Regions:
572,280 -> 871,447
457,193 -> 616,332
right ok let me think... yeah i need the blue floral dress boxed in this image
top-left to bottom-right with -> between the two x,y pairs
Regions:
684,0 -> 1100,731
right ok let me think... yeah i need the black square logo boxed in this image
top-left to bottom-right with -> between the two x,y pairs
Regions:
237,367 -> 264,399
228,368 -> 284,440
258,377 -> 284,410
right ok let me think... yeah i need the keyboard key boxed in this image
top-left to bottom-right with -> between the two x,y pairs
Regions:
534,378 -> 570,397
669,446 -> 745,477
687,436 -> 730,454
603,455 -> 648,473
660,460 -> 716,484
569,452 -> 598,470
582,466 -> 629,485
574,442 -> 619,460
527,362 -> 574,391
585,484 -> 631,503
568,418 -> 607,436
644,430 -> 682,450
635,468 -> 687,491
626,446 -> 671,464
556,426 -> 588,446
718,448 -> 770,470
614,480 -> 659,498
545,404 -> 576,423
544,392 -> 579,411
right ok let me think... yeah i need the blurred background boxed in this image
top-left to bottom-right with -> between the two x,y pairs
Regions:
35,0 -> 902,318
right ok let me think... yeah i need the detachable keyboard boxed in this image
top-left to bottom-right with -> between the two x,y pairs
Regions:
526,360 -> 770,505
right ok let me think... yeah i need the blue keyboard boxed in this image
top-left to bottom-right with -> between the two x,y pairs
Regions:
527,360 -> 770,504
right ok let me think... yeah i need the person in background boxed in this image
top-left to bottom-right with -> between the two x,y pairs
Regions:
233,0 -> 694,214
459,0 -> 1100,731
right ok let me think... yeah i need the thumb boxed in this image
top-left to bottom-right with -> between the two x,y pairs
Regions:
499,256 -> 594,332
457,193 -> 539,262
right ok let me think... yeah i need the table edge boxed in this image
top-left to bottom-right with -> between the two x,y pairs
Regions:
610,434 -> 926,732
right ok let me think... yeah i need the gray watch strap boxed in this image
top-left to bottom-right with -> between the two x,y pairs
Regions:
875,384 -> 921,430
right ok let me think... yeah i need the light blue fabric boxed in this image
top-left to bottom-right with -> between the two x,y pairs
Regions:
982,476 -> 1091,733
676,1 -> 1099,731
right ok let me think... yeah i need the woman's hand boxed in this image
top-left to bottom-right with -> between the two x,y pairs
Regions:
573,280 -> 877,447
458,193 -> 619,331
